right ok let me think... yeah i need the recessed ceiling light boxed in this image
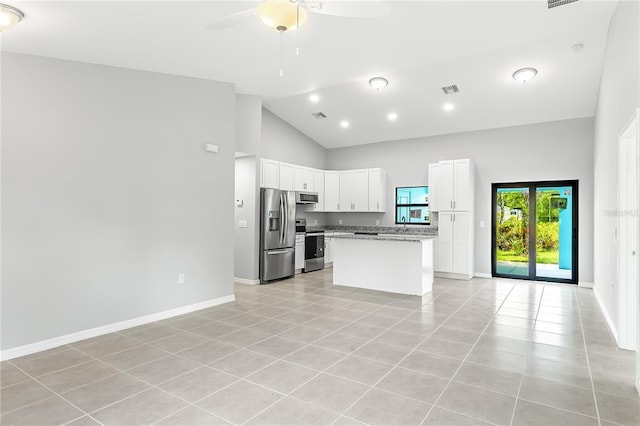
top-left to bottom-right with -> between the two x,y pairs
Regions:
340,120 -> 350,128
369,77 -> 389,91
512,67 -> 538,83
309,94 -> 320,103
443,103 -> 455,112
0,3 -> 25,31
387,113 -> 398,121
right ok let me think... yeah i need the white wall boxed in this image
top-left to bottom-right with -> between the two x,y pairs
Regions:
234,95 -> 262,282
1,53 -> 236,351
234,156 -> 258,281
327,118 -> 595,282
593,0 -> 640,331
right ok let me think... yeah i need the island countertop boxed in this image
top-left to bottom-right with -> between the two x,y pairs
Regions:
332,234 -> 437,243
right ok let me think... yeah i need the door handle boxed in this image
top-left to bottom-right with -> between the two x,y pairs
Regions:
453,200 -> 456,209
268,250 -> 290,255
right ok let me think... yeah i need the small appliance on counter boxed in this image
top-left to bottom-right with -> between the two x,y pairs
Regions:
295,219 -> 325,273
259,188 -> 296,283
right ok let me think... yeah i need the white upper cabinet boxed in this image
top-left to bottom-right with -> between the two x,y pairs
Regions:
428,163 -> 440,212
312,169 -> 325,212
339,170 -> 354,211
324,171 -> 340,212
260,159 -> 279,189
368,168 -> 387,212
339,169 -> 369,211
259,159 -> 385,213
279,162 -> 294,191
294,166 -> 314,191
435,159 -> 473,211
353,169 -> 369,211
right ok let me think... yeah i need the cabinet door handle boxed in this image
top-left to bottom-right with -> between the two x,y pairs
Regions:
450,201 -> 453,208
453,200 -> 456,209
377,202 -> 379,210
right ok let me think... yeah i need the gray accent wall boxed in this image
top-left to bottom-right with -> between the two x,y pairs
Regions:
326,118 -> 595,282
593,0 -> 640,329
262,109 -> 327,169
1,53 -> 236,351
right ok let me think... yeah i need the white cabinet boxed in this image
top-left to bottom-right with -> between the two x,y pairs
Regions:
437,212 -> 472,278
324,237 -> 334,265
368,168 -> 387,212
324,171 -> 340,212
260,160 -> 386,213
279,162 -> 295,191
339,169 -> 369,211
428,163 -> 440,212
432,158 -> 474,280
294,166 -> 314,191
260,159 -> 279,189
437,159 -> 473,211
295,234 -> 305,271
312,169 -> 325,212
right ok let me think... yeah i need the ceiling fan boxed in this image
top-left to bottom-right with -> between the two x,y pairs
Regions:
206,0 -> 393,33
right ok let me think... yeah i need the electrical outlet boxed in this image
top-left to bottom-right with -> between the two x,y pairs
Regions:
178,273 -> 185,285
339,219 -> 343,225
376,219 -> 380,226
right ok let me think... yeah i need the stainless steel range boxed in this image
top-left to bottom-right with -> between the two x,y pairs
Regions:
295,219 -> 325,273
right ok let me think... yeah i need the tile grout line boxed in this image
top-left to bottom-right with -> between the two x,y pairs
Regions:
233,275 -> 463,425
575,286 -> 603,426
414,280 -> 520,424
7,361 -> 105,425
508,284 -> 545,426
333,279 -> 504,423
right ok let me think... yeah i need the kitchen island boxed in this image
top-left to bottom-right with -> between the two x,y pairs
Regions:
332,234 -> 436,296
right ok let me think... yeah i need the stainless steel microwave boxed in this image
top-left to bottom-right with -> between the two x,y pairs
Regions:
295,191 -> 318,204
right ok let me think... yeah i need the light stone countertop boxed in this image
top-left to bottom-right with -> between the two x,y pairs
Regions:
331,233 -> 437,242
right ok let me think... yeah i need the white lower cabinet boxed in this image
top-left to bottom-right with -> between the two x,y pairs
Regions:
436,211 -> 473,279
324,237 -> 334,265
295,235 -> 305,271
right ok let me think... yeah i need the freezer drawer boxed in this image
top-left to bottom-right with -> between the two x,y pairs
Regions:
260,247 -> 295,283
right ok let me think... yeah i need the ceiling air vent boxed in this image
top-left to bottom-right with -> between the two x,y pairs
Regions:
548,0 -> 579,9
312,112 -> 327,119
441,84 -> 459,95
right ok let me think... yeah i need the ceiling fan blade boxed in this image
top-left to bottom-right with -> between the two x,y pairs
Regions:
304,1 -> 393,18
205,8 -> 256,31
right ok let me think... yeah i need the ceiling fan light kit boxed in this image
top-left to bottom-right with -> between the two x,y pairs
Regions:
257,0 -> 307,32
0,3 -> 24,31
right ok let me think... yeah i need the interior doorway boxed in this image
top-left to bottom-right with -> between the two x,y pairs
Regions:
491,180 -> 578,284
616,110 -> 640,391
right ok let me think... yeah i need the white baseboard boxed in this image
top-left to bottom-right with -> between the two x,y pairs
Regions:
578,281 -> 594,289
593,286 -> 618,343
0,294 -> 235,361
234,277 -> 260,285
474,272 -> 492,279
435,272 -> 473,281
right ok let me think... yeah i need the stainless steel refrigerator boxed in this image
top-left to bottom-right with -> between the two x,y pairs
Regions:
259,188 -> 296,283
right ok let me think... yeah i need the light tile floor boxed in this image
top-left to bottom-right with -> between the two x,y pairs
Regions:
1,270 -> 639,425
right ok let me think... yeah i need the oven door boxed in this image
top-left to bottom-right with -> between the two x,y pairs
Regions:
304,233 -> 325,272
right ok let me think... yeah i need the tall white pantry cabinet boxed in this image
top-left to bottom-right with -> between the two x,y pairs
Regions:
429,159 -> 475,280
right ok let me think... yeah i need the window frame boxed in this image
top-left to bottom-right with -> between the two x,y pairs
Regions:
394,186 -> 430,225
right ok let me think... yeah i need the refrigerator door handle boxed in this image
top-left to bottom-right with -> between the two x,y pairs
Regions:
279,194 -> 285,244
267,250 -> 290,255
282,193 -> 288,244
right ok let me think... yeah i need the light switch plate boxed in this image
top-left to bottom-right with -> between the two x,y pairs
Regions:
238,220 -> 248,228
479,221 -> 485,228
205,144 -> 219,153
236,199 -> 243,207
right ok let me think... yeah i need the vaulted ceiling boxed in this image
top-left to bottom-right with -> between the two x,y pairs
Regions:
3,1 -> 618,148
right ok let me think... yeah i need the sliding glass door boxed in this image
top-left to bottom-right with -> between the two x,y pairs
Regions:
492,181 -> 578,284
